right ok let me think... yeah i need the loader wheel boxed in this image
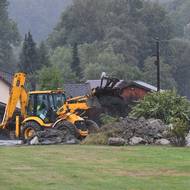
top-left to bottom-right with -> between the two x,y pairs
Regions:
85,120 -> 99,134
54,120 -> 78,140
21,121 -> 42,141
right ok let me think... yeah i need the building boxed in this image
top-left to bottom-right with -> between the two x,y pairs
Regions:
118,80 -> 158,102
0,70 -> 12,122
86,79 -> 124,89
64,83 -> 91,97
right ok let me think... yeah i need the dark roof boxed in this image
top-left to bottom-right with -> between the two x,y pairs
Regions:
0,70 -> 12,86
86,80 -> 124,89
86,80 -> 104,89
64,83 -> 91,97
118,80 -> 158,92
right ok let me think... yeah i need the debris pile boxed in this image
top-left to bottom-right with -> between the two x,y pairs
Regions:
28,129 -> 79,145
83,117 -> 171,146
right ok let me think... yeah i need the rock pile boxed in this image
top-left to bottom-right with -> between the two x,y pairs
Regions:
100,116 -> 171,146
28,129 -> 79,145
27,117 -> 189,146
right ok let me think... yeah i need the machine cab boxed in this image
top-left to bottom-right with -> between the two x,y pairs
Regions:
27,90 -> 66,123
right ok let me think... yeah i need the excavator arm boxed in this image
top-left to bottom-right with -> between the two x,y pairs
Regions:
0,73 -> 28,129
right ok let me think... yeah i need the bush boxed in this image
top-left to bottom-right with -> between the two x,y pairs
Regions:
130,90 -> 190,124
169,118 -> 189,146
131,90 -> 190,146
99,113 -> 118,125
81,124 -> 122,145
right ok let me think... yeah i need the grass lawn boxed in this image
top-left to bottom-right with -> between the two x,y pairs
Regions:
0,145 -> 190,190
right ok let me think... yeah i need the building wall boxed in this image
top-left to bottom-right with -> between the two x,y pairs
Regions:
121,86 -> 149,101
0,80 -> 10,104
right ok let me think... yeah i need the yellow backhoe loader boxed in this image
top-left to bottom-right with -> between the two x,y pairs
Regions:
0,72 -> 99,141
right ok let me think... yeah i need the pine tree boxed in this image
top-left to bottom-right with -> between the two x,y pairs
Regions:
71,43 -> 82,81
39,41 -> 49,67
0,0 -> 20,70
19,32 -> 39,89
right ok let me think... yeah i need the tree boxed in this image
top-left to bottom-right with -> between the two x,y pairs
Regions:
142,56 -> 176,90
19,32 -> 39,90
49,46 -> 77,82
71,43 -> 82,81
39,41 -> 49,67
38,66 -> 64,90
164,38 -> 190,97
37,46 -> 78,89
0,0 -> 20,70
82,44 -> 142,81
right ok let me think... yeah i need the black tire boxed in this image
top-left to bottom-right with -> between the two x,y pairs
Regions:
54,120 -> 78,140
85,120 -> 99,134
21,121 -> 42,142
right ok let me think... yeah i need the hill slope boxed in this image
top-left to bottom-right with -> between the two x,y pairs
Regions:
8,0 -> 72,41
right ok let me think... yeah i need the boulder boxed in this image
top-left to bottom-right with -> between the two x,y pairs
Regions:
186,133 -> 190,147
28,129 -> 78,145
129,136 -> 146,145
30,136 -> 40,145
108,137 -> 125,146
66,138 -> 80,144
155,138 -> 170,145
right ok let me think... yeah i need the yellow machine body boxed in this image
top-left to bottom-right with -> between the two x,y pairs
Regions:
0,72 -> 93,139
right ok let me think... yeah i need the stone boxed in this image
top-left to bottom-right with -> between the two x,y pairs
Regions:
108,137 -> 125,146
129,136 -> 146,145
30,136 -> 40,145
66,138 -> 80,144
155,138 -> 170,145
185,133 -> 190,147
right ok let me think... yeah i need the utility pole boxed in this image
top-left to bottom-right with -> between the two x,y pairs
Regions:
156,37 -> 160,92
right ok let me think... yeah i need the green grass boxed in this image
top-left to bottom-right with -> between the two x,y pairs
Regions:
0,145 -> 190,190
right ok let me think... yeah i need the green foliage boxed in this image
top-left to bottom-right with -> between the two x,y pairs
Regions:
19,32 -> 39,73
49,46 -> 78,82
99,113 -> 118,125
142,56 -> 177,89
71,43 -> 82,81
81,43 -> 142,80
170,118 -> 189,146
167,0 -> 190,38
37,66 -> 63,90
163,38 -> 190,97
0,0 -> 20,70
81,133 -> 108,145
37,46 -> 78,89
39,41 -> 49,67
131,90 -> 190,124
19,32 -> 39,89
131,91 -> 190,146
48,0 -> 175,88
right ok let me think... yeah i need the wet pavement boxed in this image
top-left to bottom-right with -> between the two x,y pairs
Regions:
0,140 -> 22,146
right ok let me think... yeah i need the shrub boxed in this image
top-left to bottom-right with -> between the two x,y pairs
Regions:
130,91 -> 190,146
130,90 -> 190,124
169,118 -> 189,146
99,113 -> 118,125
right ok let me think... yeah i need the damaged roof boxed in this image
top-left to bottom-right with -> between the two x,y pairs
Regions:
118,80 -> 158,92
86,80 -> 124,89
